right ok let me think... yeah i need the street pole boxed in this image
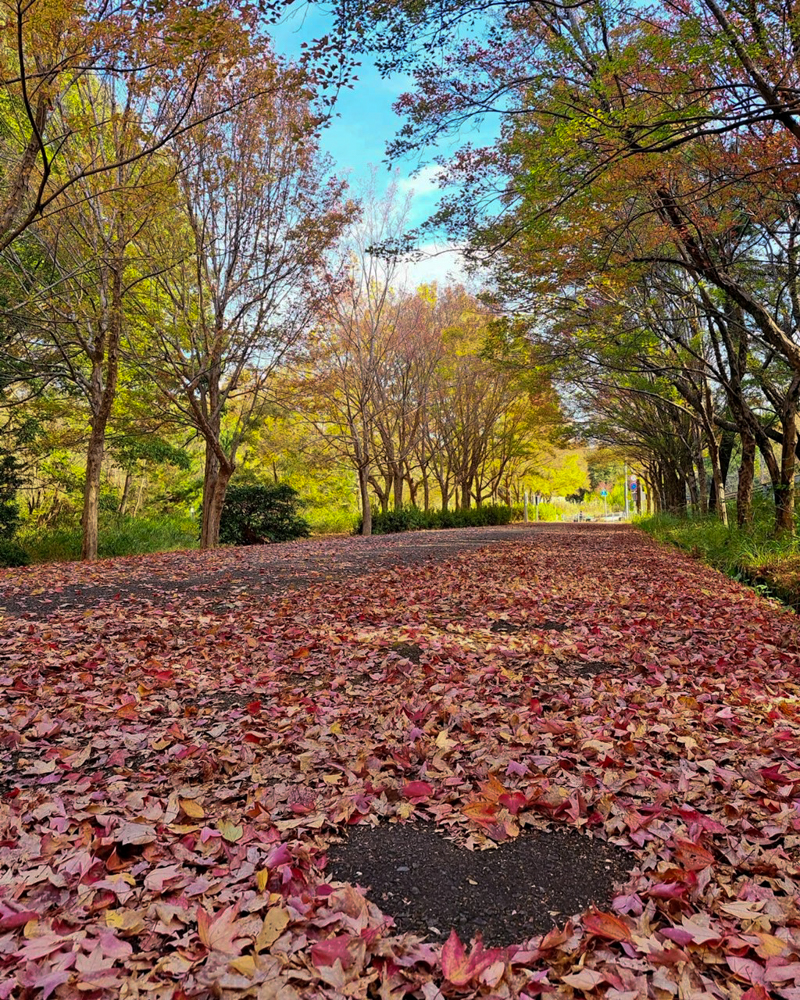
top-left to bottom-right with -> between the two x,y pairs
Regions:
523,490 -> 529,523
624,463 -> 630,519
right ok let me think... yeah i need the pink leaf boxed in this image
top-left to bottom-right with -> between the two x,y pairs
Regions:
441,930 -> 505,987
311,933 -> 356,969
402,780 -> 434,799
727,956 -> 766,985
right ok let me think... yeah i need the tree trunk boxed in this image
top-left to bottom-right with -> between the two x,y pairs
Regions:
200,446 -> 234,549
774,387 -> 800,536
118,470 -> 133,516
81,423 -> 105,561
685,461 -> 699,514
696,445 -> 708,515
392,468 -> 404,510
81,263 -> 122,561
737,431 -> 756,527
709,429 -> 735,513
707,434 -> 728,527
358,465 -> 372,536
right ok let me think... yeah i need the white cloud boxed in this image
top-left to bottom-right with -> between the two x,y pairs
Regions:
395,241 -> 473,291
396,165 -> 446,200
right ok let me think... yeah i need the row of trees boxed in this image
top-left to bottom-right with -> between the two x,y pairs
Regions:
285,185 -> 564,533
336,0 -> 800,535
0,0 -> 354,556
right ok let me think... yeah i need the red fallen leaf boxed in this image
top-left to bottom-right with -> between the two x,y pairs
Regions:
583,909 -> 632,942
292,646 -> 311,658
402,780 -> 433,799
462,799 -> 498,823
311,933 -> 356,969
0,904 -> 38,930
441,929 -> 505,987
498,791 -> 527,815
196,903 -> 246,956
539,921 -> 574,952
246,700 -> 262,715
479,774 -> 508,802
741,988 -> 772,1000
726,956 -> 766,984
674,838 -> 714,870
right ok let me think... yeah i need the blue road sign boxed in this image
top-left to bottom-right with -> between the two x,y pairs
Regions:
600,489 -> 608,496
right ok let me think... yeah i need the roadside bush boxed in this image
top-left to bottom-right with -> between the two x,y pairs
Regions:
219,483 -> 310,545
0,538 -> 30,567
0,452 -> 22,539
358,504 -> 514,535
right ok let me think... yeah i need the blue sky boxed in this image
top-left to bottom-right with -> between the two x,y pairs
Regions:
269,7 -> 480,288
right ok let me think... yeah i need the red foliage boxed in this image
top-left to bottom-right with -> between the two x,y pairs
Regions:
0,525 -> 799,996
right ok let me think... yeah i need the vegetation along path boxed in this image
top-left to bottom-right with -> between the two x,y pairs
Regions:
0,524 -> 799,998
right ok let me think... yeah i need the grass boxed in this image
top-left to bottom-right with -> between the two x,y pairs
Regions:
636,499 -> 800,607
15,513 -> 199,564
305,507 -> 359,535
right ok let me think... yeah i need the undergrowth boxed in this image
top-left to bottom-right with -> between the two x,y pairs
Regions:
15,514 -> 198,564
637,498 -> 800,606
358,504 -> 515,535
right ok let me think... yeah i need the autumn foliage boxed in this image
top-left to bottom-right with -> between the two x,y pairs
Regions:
0,524 -> 798,996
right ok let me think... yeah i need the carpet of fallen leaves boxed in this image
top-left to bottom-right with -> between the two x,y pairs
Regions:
0,523 -> 799,1000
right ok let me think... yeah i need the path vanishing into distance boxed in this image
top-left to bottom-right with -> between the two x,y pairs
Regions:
0,524 -> 799,998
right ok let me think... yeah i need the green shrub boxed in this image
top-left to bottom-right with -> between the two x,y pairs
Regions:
0,537 -> 30,567
219,483 -> 310,545
358,504 -> 514,535
0,452 -> 22,539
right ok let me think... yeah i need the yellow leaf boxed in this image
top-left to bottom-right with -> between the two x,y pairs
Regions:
105,909 -> 145,933
256,869 -> 269,893
229,955 -> 257,976
23,919 -> 38,938
435,731 -> 457,751
330,722 -> 342,735
323,774 -> 341,785
754,932 -> 789,958
180,798 -> 205,819
255,906 -> 290,952
107,872 -> 136,886
219,821 -> 243,843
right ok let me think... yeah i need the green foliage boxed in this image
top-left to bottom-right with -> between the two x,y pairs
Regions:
0,451 -> 22,538
112,436 -> 192,472
636,500 -> 800,581
306,508 -> 360,535
218,483 -> 311,546
359,504 -> 514,535
0,537 -> 29,567
16,514 -> 197,563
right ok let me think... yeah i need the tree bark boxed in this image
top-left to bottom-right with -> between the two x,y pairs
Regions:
358,465 -> 372,536
81,262 -> 122,561
200,445 -> 235,548
737,430 -> 755,527
774,382 -> 800,536
707,433 -> 728,527
118,470 -> 132,515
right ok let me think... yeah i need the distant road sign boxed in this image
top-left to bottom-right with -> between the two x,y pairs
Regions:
600,489 -> 608,496
630,482 -> 637,492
